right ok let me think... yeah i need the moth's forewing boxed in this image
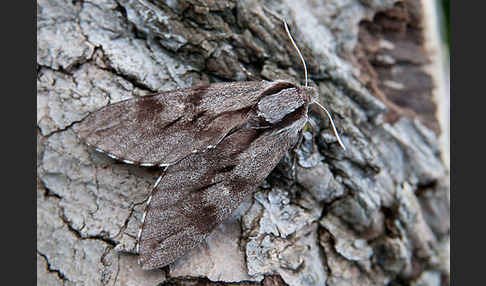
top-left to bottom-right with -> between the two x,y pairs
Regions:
74,81 -> 276,166
75,77 -> 316,269
138,86 -> 311,269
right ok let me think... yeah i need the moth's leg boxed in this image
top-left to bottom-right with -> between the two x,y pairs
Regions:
289,129 -> 306,180
290,120 -> 317,180
291,149 -> 298,180
307,119 -> 317,154
135,167 -> 167,254
295,126 -> 306,151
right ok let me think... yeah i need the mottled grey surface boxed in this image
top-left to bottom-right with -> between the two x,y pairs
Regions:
168,200 -> 255,282
37,0 -> 449,285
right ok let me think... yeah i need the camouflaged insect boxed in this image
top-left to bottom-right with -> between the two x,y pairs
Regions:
74,10 -> 348,269
74,80 -> 322,269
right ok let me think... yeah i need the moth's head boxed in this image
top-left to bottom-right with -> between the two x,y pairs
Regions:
299,86 -> 319,104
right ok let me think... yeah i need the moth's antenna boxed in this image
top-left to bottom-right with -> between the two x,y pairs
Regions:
283,21 -> 308,88
313,101 -> 346,150
283,18 -> 346,150
263,7 -> 308,87
263,7 -> 346,150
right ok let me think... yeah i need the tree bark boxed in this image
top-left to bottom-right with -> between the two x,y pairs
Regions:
37,0 -> 450,285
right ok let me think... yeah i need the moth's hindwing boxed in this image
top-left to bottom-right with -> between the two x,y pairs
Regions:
138,101 -> 309,269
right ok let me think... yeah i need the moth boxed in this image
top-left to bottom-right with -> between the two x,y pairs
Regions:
74,17 -> 345,270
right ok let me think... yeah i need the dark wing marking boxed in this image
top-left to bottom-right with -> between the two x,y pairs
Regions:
74,81 -> 277,166
138,106 -> 308,269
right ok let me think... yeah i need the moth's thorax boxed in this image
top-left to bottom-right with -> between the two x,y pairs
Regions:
256,81 -> 313,124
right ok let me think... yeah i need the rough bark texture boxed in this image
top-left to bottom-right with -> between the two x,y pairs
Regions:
37,0 -> 450,285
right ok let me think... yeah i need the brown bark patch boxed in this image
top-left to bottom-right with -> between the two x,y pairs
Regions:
353,0 -> 440,134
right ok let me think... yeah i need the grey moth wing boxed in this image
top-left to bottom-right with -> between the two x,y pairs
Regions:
75,81 -> 287,167
138,82 -> 316,269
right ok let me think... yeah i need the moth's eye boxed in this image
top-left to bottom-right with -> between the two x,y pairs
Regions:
304,87 -> 318,102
